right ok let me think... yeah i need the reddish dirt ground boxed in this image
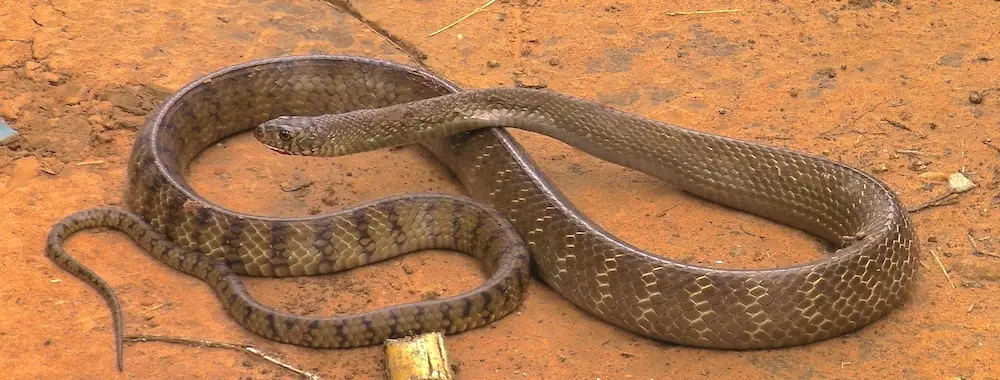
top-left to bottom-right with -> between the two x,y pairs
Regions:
2,0 -> 999,378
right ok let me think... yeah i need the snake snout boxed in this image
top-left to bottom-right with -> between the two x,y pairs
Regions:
253,124 -> 266,141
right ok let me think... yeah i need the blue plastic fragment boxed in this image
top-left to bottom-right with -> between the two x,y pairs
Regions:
0,118 -> 17,144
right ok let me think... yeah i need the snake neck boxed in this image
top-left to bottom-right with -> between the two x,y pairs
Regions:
304,87 -> 900,247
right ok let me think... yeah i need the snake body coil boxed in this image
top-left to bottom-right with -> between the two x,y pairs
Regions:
46,55 -> 919,370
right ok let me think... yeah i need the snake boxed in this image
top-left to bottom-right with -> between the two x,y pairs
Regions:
46,55 -> 919,371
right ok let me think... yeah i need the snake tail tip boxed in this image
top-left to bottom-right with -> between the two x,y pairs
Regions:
116,349 -> 123,372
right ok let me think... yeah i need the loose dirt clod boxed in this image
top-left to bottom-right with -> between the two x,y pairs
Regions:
969,91 -> 985,104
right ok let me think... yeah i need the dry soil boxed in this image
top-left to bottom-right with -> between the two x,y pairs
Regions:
1,0 -> 999,379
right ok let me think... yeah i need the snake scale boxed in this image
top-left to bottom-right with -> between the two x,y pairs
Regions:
46,55 -> 918,371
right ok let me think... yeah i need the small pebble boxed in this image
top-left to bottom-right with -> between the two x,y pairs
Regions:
487,60 -> 500,68
548,57 -> 560,66
909,160 -> 929,172
717,108 -> 728,115
93,133 -> 113,144
948,173 -> 975,193
969,91 -> 984,104
24,61 -> 41,72
0,118 -> 18,144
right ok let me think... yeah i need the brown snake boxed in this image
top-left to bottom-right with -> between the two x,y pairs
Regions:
46,55 -> 919,371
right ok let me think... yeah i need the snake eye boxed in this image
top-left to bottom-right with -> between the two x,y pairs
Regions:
278,129 -> 292,141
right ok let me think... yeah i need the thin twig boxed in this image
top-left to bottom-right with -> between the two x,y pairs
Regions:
665,9 -> 741,16
881,117 -> 911,131
428,0 -> 496,37
148,303 -> 167,311
322,0 -> 431,71
907,191 -> 960,213
819,101 -> 882,138
919,260 -> 931,271
125,334 -> 320,379
76,160 -> 105,166
983,140 -> 1000,157
967,232 -> 979,251
33,154 -> 57,175
894,149 -> 925,156
928,249 -> 954,289
739,224 -> 764,239
980,251 -> 1000,259
967,232 -> 1000,258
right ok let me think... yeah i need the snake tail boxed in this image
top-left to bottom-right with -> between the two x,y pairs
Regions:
46,195 -> 532,369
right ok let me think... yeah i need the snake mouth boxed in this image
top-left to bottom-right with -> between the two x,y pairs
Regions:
261,144 -> 300,155
261,144 -> 323,157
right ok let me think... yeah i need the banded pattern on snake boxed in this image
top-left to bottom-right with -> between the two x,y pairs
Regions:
46,55 -> 918,371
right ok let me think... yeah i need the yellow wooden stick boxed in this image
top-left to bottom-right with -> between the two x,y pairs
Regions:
385,332 -> 455,380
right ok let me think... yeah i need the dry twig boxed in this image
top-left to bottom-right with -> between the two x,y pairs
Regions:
967,232 -> 1000,258
739,224 -> 764,239
895,149 -> 924,156
665,9 -> 741,16
428,0 -> 495,37
322,0 -> 431,70
125,334 -> 320,379
928,249 -> 954,289
819,101 -> 882,138
983,140 -> 1000,157
908,191 -> 960,213
919,260 -> 931,271
33,154 -> 57,175
881,117 -> 911,131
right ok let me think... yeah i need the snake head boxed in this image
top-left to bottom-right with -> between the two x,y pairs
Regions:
254,116 -> 318,155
